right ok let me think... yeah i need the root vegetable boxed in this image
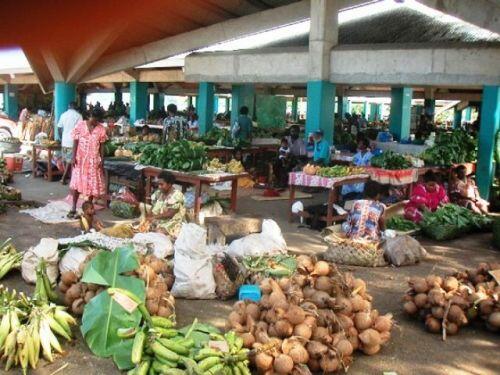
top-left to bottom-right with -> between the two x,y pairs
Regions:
335,297 -> 352,315
260,278 -> 273,294
239,332 -> 255,348
137,264 -> 157,284
359,329 -> 381,347
379,331 -> 391,345
350,294 -> 366,312
72,298 -> 85,315
255,352 -> 274,371
309,290 -> 332,308
269,279 -> 287,307
479,300 -> 494,316
353,278 -> 367,295
146,299 -> 159,315
66,283 -> 82,301
354,312 -> 373,331
443,276 -> 459,292
288,345 -> 309,364
274,354 -> 294,374
448,305 -> 467,326
306,341 -> 328,359
373,314 -> 393,332
84,290 -> 95,303
311,261 -> 330,276
246,303 -> 261,320
58,281 -> 69,293
414,293 -> 428,309
431,306 -> 445,319
426,275 -> 442,288
286,305 -> 306,325
362,344 -> 380,355
425,316 -> 440,333
303,315 -> 317,328
158,306 -> 172,317
302,286 -> 316,299
312,326 -> 330,343
293,323 -> 312,339
488,312 -> 500,328
409,277 -> 429,293
446,322 -> 459,335
336,339 -> 353,356
307,358 -> 321,372
296,255 -> 314,273
275,319 -> 293,338
315,276 -> 333,293
319,353 -> 339,372
348,334 -> 360,350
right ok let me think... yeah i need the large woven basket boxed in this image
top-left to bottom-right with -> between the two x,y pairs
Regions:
322,233 -> 387,267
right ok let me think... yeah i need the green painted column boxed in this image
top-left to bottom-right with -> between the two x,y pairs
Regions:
362,101 -> 368,119
54,82 -> 76,139
291,97 -> 298,122
306,81 -> 335,144
337,96 -> 348,120
3,84 -> 18,120
230,84 -> 255,126
453,108 -> 462,129
463,107 -> 472,122
369,103 -> 378,121
114,88 -> 122,104
476,86 -> 500,199
153,93 -> 165,111
389,87 -> 413,141
225,97 -> 230,113
347,100 -> 352,116
129,81 -> 148,124
187,96 -> 193,108
213,95 -> 219,115
197,82 -> 215,135
424,98 -> 435,119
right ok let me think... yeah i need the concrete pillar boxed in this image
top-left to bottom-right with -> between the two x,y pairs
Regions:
291,97 -> 298,122
369,103 -> 378,121
390,87 -> 413,141
198,82 -> 215,135
114,87 -> 122,103
230,84 -> 255,126
214,95 -> 219,115
306,81 -> 335,144
453,108 -> 462,129
129,81 -> 148,124
153,93 -> 164,111
463,107 -> 472,122
362,101 -> 368,119
476,86 -> 500,199
424,98 -> 435,119
3,84 -> 18,120
54,82 -> 76,139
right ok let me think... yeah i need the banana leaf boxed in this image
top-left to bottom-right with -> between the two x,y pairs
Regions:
80,246 -> 145,370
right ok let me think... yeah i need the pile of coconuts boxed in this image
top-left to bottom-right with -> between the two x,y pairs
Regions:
59,253 -> 175,317
403,262 -> 499,338
226,256 -> 393,374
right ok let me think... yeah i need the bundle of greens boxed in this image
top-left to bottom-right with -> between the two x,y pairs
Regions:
421,130 -> 477,166
386,216 -> 419,232
200,128 -> 251,148
139,141 -> 207,171
370,151 -> 412,170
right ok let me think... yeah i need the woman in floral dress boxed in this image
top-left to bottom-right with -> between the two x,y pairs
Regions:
68,108 -> 107,217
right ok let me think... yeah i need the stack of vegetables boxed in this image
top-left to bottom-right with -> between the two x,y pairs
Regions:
226,256 -> 393,374
370,151 -> 412,170
0,239 -> 22,280
402,262 -> 499,338
316,166 -> 365,178
0,261 -> 77,373
139,141 -> 207,172
200,128 -> 250,148
386,216 -> 420,232
421,130 -> 477,166
206,158 -> 245,174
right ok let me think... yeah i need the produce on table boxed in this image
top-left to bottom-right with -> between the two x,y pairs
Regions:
386,216 -> 420,232
402,262 -> 500,338
114,148 -> 134,158
303,164 -> 319,176
139,140 -> 207,171
200,127 -> 251,148
227,256 -> 393,373
0,239 -> 22,280
420,204 -> 492,240
421,130 -> 477,166
316,166 -> 365,178
370,151 -> 412,170
0,262 -> 77,373
206,158 -> 245,174
103,141 -> 118,157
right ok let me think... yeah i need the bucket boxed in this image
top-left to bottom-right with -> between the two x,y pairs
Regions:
4,154 -> 23,172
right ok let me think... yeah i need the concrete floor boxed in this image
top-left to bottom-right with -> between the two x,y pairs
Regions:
0,175 -> 499,375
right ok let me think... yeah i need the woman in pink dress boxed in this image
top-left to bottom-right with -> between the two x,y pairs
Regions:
404,170 -> 449,223
68,108 -> 107,218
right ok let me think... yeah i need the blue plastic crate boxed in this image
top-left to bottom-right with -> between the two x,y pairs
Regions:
238,284 -> 261,302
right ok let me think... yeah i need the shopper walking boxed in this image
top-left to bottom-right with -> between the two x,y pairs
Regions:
57,101 -> 82,184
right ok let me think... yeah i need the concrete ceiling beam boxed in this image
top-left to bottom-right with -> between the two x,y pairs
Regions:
416,0 -> 500,34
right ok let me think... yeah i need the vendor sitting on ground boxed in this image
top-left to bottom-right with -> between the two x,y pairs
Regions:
404,170 -> 449,223
341,137 -> 373,201
342,181 -> 385,241
450,165 -> 489,214
142,171 -> 186,238
80,201 -> 104,233
311,130 -> 331,166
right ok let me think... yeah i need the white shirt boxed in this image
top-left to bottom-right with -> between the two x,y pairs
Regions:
57,109 -> 82,148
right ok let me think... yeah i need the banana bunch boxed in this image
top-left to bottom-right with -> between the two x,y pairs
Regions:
0,239 -> 23,280
226,159 -> 244,174
206,158 -> 226,172
34,259 -> 58,303
194,331 -> 251,375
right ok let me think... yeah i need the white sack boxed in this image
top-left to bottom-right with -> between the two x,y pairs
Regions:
171,224 -> 216,299
227,219 -> 287,258
59,247 -> 93,277
133,232 -> 173,259
21,238 -> 59,284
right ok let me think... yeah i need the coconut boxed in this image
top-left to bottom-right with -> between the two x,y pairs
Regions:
296,255 -> 314,273
373,314 -> 393,332
414,293 -> 428,309
273,354 -> 294,374
307,358 -> 321,372
359,329 -> 381,347
309,291 -> 332,309
61,271 -> 78,285
446,322 -> 459,335
362,344 -> 381,355
443,276 -> 459,292
425,316 -> 441,333
354,312 -> 373,331
379,331 -> 391,345
335,339 -> 353,356
260,278 -> 273,294
286,305 -> 306,325
293,323 -> 312,339
426,275 -> 443,288
288,344 -> 309,364
302,286 -> 316,299
311,261 -> 330,276
312,326 -> 330,343
410,277 -> 429,293
315,276 -> 333,293
335,297 -> 353,315
431,306 -> 445,319
306,341 -> 328,359
337,314 -> 354,330
319,353 -> 339,372
352,278 -> 367,295
350,294 -> 366,312
239,332 -> 255,348
71,298 -> 85,315
246,303 -> 261,321
488,312 -> 500,328
275,320 -> 293,338
255,352 -> 273,371
448,305 -> 468,326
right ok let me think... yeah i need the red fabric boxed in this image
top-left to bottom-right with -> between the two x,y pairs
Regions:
404,183 -> 449,222
69,121 -> 108,197
366,167 -> 418,185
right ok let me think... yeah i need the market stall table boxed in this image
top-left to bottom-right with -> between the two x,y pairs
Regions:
142,167 -> 249,222
288,171 -> 369,226
31,144 -> 61,182
103,158 -> 144,205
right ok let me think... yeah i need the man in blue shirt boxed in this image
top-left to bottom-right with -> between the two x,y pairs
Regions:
341,137 -> 373,200
312,130 -> 331,166
232,106 -> 253,141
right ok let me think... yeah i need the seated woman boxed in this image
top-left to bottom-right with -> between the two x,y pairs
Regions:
450,165 -> 489,214
341,137 -> 373,202
143,171 -> 186,238
404,170 -> 449,223
342,181 -> 385,241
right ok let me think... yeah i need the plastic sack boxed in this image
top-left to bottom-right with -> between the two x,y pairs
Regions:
198,201 -> 223,225
227,219 -> 287,258
133,232 -> 173,259
383,235 -> 427,266
21,238 -> 59,284
171,223 -> 216,299
59,247 -> 93,277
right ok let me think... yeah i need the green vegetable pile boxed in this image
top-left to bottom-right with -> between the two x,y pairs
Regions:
316,165 -> 365,178
104,141 -> 118,157
200,128 -> 250,148
421,130 -> 477,166
110,200 -> 139,219
370,151 -> 412,170
139,141 -> 207,171
386,216 -> 419,232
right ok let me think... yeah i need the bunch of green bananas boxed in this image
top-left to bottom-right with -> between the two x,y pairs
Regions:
34,259 -> 58,303
0,239 -> 23,280
317,166 -> 351,178
0,285 -> 76,374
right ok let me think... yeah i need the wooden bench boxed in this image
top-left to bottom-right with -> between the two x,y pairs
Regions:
205,215 -> 262,245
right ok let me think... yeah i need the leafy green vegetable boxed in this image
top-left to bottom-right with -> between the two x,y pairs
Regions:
421,130 -> 477,166
178,322 -> 220,348
386,215 -> 419,231
81,246 -> 145,370
139,140 -> 207,171
370,151 -> 412,170
103,141 -> 118,157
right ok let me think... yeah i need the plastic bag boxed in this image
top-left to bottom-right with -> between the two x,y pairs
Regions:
113,186 -> 139,205
59,247 -> 93,277
171,224 -> 216,299
21,238 -> 59,284
383,235 -> 427,266
227,219 -> 287,258
133,232 -> 173,258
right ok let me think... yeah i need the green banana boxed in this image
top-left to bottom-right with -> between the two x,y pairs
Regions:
132,331 -> 146,364
151,341 -> 180,362
136,360 -> 151,375
198,356 -> 222,372
152,316 -> 174,328
157,338 -> 190,355
117,327 -> 138,339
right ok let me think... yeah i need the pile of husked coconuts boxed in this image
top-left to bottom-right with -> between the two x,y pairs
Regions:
403,262 -> 500,337
226,256 -> 393,374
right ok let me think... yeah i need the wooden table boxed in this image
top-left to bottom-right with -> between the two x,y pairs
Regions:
103,159 -> 144,206
32,144 -> 61,182
288,172 -> 369,226
142,167 -> 249,222
206,145 -> 279,165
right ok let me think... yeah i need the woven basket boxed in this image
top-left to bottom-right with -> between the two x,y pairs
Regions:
322,233 -> 387,267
